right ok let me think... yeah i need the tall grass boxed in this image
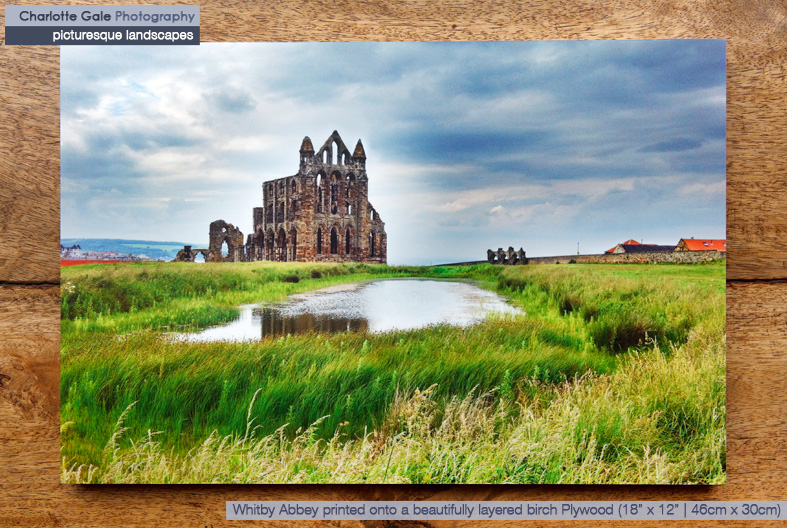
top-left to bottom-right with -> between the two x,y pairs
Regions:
60,261 -> 725,483
62,320 -> 724,484
61,320 -> 615,468
497,262 -> 724,352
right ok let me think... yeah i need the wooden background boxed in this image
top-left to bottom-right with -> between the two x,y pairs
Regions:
1,0 -> 786,526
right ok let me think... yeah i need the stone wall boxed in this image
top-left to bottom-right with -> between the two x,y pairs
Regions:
527,250 -> 726,265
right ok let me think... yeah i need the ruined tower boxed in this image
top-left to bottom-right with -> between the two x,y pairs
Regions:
245,131 -> 387,263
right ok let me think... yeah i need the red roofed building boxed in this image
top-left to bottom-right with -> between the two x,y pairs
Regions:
609,243 -> 676,254
675,238 -> 727,252
604,239 -> 641,254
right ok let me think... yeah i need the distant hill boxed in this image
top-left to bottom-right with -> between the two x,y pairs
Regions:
60,239 -> 201,261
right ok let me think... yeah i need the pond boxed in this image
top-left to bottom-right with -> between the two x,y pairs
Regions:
174,278 -> 523,342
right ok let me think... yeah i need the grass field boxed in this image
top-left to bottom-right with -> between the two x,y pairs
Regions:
60,260 -> 725,484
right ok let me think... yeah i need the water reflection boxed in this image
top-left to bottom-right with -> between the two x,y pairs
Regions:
175,278 -> 522,342
258,308 -> 369,336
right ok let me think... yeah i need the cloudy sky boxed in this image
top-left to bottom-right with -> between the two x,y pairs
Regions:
61,41 -> 725,265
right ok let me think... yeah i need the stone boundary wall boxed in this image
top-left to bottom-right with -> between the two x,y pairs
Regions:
527,250 -> 726,265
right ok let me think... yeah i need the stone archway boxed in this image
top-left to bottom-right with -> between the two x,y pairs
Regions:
254,228 -> 265,261
276,228 -> 287,262
174,246 -> 212,263
208,220 -> 244,262
288,227 -> 298,261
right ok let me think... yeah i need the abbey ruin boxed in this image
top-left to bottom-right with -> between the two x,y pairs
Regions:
175,131 -> 387,264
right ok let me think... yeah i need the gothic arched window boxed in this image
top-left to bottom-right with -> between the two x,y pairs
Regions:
330,227 -> 338,254
316,173 -> 324,213
369,231 -> 376,257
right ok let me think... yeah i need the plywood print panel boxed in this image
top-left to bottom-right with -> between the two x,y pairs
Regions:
1,0 -> 787,525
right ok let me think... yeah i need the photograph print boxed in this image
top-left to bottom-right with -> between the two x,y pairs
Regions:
60,40 -> 726,484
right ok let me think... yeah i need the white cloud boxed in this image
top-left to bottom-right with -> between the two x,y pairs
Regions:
678,180 -> 726,196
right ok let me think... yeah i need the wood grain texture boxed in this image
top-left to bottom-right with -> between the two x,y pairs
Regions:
0,46 -> 60,284
1,0 -> 787,526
